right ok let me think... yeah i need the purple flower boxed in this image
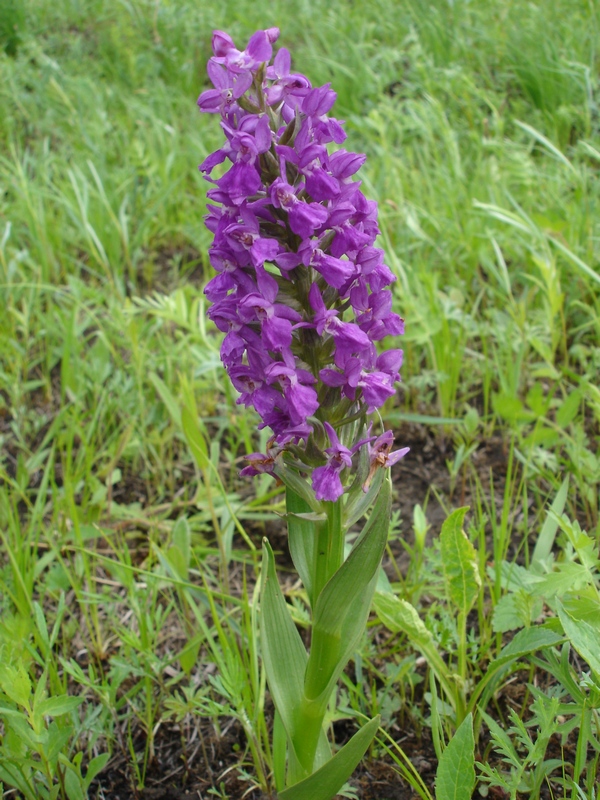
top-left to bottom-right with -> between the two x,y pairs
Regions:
197,63 -> 253,115
238,278 -> 302,353
312,423 -> 354,501
225,220 -> 280,266
309,284 -> 371,359
363,431 -> 410,491
213,29 -> 279,75
265,363 -> 319,425
311,250 -> 355,290
265,47 -> 312,112
270,178 -> 329,238
239,445 -> 282,478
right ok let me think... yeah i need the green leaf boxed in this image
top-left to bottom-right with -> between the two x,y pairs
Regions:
479,709 -> 519,766
491,590 -> 542,633
286,487 -> 316,604
62,762 -> 86,800
0,763 -> 38,800
178,634 -> 203,676
529,561 -> 591,597
172,516 -> 191,570
493,626 -> 564,666
0,663 -> 32,709
279,716 -> 380,800
436,713 -> 475,800
37,695 -> 84,717
259,539 -> 308,748
83,752 -> 110,788
45,721 -> 73,761
492,392 -> 535,424
273,710 -> 287,793
531,477 -> 569,568
440,508 -> 480,615
557,599 -> 600,678
555,390 -> 581,427
374,593 -> 456,710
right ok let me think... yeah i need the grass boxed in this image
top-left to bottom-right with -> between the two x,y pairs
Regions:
0,0 -> 599,797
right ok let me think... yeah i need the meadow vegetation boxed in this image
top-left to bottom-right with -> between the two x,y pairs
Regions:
0,0 -> 599,797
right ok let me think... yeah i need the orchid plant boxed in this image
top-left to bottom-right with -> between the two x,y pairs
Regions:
198,27 -> 408,799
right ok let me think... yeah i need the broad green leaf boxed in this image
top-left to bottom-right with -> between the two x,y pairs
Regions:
259,539 -> 308,748
273,710 -> 286,792
45,722 -> 73,761
279,715 -> 380,800
561,593 -> 600,624
529,561 -> 591,597
557,599 -> 600,678
494,626 -> 564,665
0,663 -> 32,709
491,590 -> 542,633
62,763 -> 86,800
166,545 -> 188,581
492,392 -> 534,424
440,508 -> 480,615
436,713 -> 475,800
0,763 -> 38,800
37,695 -> 84,717
83,752 -> 110,788
286,487 -> 316,603
531,477 -> 568,568
304,477 -> 391,701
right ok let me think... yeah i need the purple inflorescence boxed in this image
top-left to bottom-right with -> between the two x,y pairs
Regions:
199,28 -> 408,500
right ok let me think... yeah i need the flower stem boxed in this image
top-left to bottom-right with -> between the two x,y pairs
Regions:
312,499 -> 343,606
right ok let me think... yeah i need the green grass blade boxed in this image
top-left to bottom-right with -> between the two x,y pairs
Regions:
531,477 -> 569,567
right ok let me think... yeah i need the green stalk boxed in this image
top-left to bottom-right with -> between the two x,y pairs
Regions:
312,499 -> 344,605
290,697 -> 327,781
288,498 -> 344,778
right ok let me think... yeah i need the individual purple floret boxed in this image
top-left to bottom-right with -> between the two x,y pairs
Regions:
198,28 -> 408,500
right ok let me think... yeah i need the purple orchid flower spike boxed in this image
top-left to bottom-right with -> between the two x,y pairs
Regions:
197,24 -> 407,486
